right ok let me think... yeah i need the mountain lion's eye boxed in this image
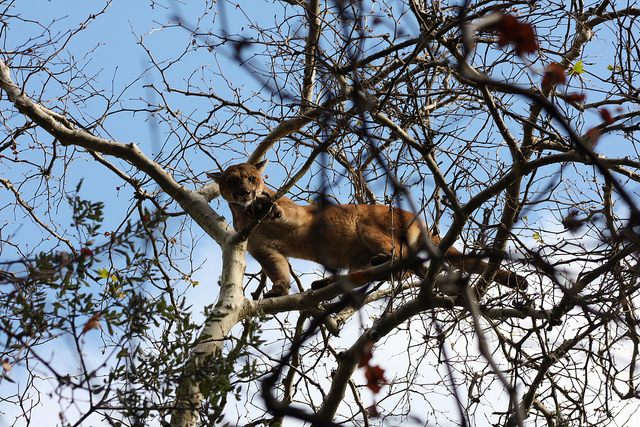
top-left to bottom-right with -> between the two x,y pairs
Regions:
248,176 -> 255,183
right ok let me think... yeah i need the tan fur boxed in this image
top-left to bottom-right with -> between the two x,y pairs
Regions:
209,161 -> 526,297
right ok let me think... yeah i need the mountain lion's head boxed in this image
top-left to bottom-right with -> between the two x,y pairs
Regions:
207,160 -> 267,208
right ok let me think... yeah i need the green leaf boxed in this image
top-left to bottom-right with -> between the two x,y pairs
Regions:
569,60 -> 585,75
97,267 -> 110,279
199,381 -> 211,397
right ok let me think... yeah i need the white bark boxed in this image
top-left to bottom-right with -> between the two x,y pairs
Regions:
170,239 -> 249,427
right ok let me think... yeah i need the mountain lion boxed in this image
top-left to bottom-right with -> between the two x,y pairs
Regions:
208,161 -> 526,298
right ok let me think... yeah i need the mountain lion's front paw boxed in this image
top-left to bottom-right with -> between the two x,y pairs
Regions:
263,283 -> 289,298
250,192 -> 281,219
311,277 -> 335,289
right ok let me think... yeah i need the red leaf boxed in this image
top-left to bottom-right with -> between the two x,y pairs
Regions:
80,247 -> 94,258
566,92 -> 586,103
585,128 -> 601,146
355,342 -> 374,368
364,365 -> 387,393
542,63 -> 566,91
494,14 -> 538,56
599,108 -> 614,125
367,404 -> 381,418
82,313 -> 102,335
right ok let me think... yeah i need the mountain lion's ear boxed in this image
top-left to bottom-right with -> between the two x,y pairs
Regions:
254,159 -> 268,173
206,171 -> 222,182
